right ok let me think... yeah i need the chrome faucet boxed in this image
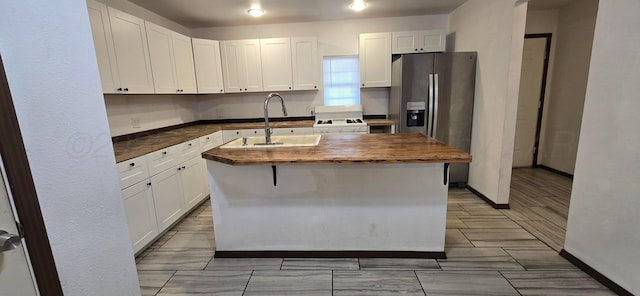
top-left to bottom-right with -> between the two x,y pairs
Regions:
263,93 -> 288,144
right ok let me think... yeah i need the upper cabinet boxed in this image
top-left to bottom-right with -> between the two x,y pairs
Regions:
359,32 -> 391,88
87,0 -> 120,94
146,22 -> 197,94
107,7 -> 155,93
220,39 -> 263,93
260,38 -> 293,91
291,37 -> 319,90
192,38 -> 224,94
392,30 -> 446,54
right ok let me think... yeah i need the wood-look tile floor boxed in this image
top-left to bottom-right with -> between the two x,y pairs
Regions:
136,168 -> 617,295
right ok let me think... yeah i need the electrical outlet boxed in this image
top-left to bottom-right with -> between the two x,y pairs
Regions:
215,108 -> 224,117
131,118 -> 141,128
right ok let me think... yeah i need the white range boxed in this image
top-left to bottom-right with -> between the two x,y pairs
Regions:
312,105 -> 369,134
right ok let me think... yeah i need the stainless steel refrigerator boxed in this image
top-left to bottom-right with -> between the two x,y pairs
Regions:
389,52 -> 477,186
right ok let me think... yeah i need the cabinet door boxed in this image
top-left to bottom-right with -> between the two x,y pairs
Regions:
359,32 -> 391,88
172,32 -> 198,93
108,7 -> 154,93
241,39 -> 264,92
150,167 -> 184,232
145,21 -> 178,94
260,38 -> 293,91
146,145 -> 182,176
417,30 -> 446,53
86,0 -> 120,94
122,181 -> 158,253
192,38 -> 224,94
291,37 -> 319,90
222,130 -> 242,143
181,157 -> 207,210
220,40 -> 245,93
392,31 -> 417,54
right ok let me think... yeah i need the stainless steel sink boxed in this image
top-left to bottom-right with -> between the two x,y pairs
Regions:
220,134 -> 321,148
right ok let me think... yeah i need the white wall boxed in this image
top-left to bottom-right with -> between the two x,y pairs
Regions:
105,94 -> 199,136
539,0 -> 598,174
564,0 -> 639,294
0,1 -> 140,295
448,0 -> 527,204
192,14 -> 448,119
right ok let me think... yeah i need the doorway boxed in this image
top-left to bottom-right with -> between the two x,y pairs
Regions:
513,34 -> 551,168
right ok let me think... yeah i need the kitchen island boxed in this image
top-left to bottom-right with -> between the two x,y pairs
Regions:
202,133 -> 471,258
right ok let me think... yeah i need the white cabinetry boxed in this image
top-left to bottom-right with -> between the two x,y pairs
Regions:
222,129 -> 265,143
271,127 -> 314,135
181,156 -> 207,209
359,33 -> 391,88
150,167 -> 185,232
121,181 -> 158,253
107,7 -> 155,93
220,39 -> 263,93
260,38 -> 293,91
116,155 -> 149,189
146,22 -> 197,94
192,39 -> 225,94
291,37 -> 319,90
392,30 -> 446,54
87,0 -> 120,94
146,145 -> 182,176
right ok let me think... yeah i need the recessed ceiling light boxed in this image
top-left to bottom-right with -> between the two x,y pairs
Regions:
248,8 -> 264,17
350,1 -> 368,12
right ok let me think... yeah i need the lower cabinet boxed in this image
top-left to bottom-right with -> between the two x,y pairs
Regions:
122,180 -> 159,253
150,166 -> 185,232
181,156 -> 208,210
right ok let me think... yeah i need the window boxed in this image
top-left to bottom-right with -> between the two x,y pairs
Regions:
323,56 -> 360,106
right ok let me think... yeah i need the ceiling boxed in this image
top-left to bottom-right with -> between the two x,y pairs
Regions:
128,0 -> 469,28
128,0 -> 580,29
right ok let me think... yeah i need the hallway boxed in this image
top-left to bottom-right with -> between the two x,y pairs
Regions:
134,169 -> 615,295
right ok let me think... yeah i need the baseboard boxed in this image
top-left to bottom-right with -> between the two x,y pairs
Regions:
536,165 -> 574,179
559,249 -> 633,296
466,186 -> 510,209
214,251 -> 447,259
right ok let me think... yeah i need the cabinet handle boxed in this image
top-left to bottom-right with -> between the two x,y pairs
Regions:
182,166 -> 186,169
117,87 -> 123,91
123,88 -> 128,91
129,162 -> 135,167
147,182 -> 151,186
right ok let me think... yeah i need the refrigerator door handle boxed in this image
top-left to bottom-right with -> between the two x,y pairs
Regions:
428,74 -> 434,137
433,74 -> 439,138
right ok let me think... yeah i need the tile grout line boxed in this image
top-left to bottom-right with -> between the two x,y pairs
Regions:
414,270 -> 427,296
498,270 -> 523,296
241,270 -> 253,296
331,269 -> 334,296
153,270 -> 177,296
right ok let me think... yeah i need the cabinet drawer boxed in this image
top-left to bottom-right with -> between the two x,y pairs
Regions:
200,131 -> 223,151
180,138 -> 201,160
117,156 -> 149,189
146,144 -> 181,176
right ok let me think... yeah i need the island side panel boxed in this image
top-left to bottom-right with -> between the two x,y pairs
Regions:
207,161 -> 448,252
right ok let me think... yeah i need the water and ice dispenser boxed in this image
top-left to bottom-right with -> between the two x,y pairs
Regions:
406,102 -> 425,127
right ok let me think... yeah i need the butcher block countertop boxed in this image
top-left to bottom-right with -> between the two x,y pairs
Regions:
113,119 -> 395,163
202,133 -> 471,166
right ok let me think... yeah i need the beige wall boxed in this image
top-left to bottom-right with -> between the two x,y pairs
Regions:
105,95 -> 199,136
191,14 -> 449,120
565,0 -> 640,293
539,0 -> 598,174
448,0 -> 527,204
95,0 -> 190,35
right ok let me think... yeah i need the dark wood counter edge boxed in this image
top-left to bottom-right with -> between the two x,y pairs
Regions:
467,186 -> 510,209
215,251 -> 446,259
112,116 -> 393,143
202,154 -> 472,166
559,249 -> 633,296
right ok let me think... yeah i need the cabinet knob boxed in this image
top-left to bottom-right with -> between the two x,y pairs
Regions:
220,89 -> 223,92
288,86 -> 292,89
290,130 -> 294,133
177,167 -> 181,171
314,86 -> 317,89
362,83 -> 365,87
162,151 -> 167,155
415,48 -> 418,51
147,182 -> 151,186
206,137 -> 210,140
188,143 -> 192,146
123,88 -> 129,91
129,162 -> 135,167
117,87 -> 123,91
244,88 -> 247,91
236,131 -> 240,134
240,88 -> 242,91
182,166 -> 186,169
420,48 -> 423,51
